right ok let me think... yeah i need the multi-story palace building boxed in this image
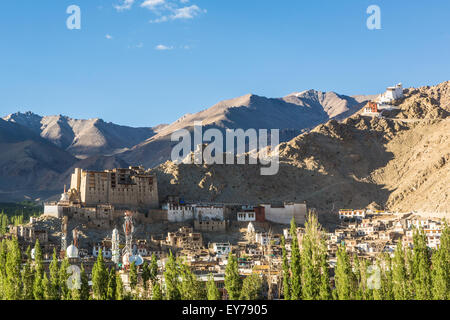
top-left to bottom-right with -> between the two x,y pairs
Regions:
70,166 -> 159,209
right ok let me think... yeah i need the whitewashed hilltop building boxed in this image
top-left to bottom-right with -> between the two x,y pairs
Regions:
379,83 -> 404,104
362,83 -> 404,117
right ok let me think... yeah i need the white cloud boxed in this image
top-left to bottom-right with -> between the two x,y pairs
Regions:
114,0 -> 135,11
105,34 -> 113,40
171,5 -> 204,19
141,0 -> 166,10
150,16 -> 169,23
155,44 -> 173,50
114,0 -> 205,23
149,4 -> 206,23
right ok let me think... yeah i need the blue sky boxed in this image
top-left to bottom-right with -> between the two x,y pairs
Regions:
0,0 -> 449,127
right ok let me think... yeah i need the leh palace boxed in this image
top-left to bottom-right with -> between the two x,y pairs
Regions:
44,166 -> 160,228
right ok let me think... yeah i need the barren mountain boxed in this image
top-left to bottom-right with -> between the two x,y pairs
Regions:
3,112 -> 159,158
154,81 -> 450,216
0,118 -> 77,201
123,90 -> 373,168
0,117 -> 136,201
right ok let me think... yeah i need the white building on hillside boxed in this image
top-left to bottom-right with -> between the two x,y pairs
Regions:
379,83 -> 404,104
166,203 -> 224,222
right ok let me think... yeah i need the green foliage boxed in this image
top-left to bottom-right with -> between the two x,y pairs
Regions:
239,274 -> 263,300
141,261 -> 150,291
164,251 -> 181,300
48,249 -> 60,300
21,259 -> 34,300
0,202 -> 43,235
206,274 -> 221,300
431,222 -> 449,300
59,258 -> 70,300
151,280 -> 163,300
92,249 -> 109,300
334,244 -> 354,300
107,268 -> 117,300
150,253 -> 158,281
5,238 -> 22,299
289,217 -> 302,300
300,213 -> 326,300
412,227 -> 432,299
79,264 -> 90,300
392,241 -> 408,299
129,262 -> 138,290
224,252 -> 242,300
115,272 -> 124,300
180,263 -> 206,300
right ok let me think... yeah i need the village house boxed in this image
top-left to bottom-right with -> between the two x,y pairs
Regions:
166,227 -> 203,250
211,242 -> 232,258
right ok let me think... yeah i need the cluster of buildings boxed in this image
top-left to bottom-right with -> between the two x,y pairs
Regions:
331,209 -> 445,260
362,83 -> 404,117
12,165 -> 442,298
43,167 -> 307,232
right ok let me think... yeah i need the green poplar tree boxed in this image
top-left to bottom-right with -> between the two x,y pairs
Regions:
79,264 -> 90,300
129,262 -> 138,290
382,253 -> 394,300
92,249 -> 109,300
180,263 -> 206,300
150,253 -> 158,281
353,255 -> 363,300
21,259 -> 34,300
5,238 -> 23,299
59,258 -> 70,300
107,268 -> 117,300
0,240 -> 7,299
289,217 -> 302,300
412,227 -> 432,299
48,249 -> 60,300
151,280 -> 163,300
164,251 -> 181,300
334,244 -> 354,300
431,222 -> 449,300
301,213 -> 324,300
405,245 -> 414,299
318,242 -> 331,300
141,261 -> 150,291
206,274 -> 221,300
239,274 -> 263,300
42,272 -> 51,300
392,241 -> 408,300
116,272 -> 124,300
33,239 -> 43,277
224,252 -> 242,300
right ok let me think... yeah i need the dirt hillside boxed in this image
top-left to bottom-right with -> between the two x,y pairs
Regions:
154,81 -> 450,216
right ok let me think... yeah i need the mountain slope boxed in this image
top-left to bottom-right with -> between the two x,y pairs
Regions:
3,112 -> 159,158
123,90 -> 372,168
0,118 -> 77,201
154,81 -> 450,215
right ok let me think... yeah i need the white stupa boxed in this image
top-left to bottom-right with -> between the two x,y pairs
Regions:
247,222 -> 255,234
66,245 -> 79,258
